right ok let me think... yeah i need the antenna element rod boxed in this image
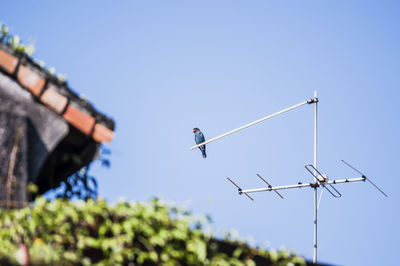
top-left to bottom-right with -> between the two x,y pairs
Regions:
226,177 -> 254,201
190,99 -> 312,150
256,174 -> 284,199
365,178 -> 388,197
341,160 -> 388,197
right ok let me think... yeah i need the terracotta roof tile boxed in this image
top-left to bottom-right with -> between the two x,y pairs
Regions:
40,85 -> 68,114
17,64 -> 46,96
93,123 -> 114,143
0,43 -> 115,143
0,49 -> 18,74
63,105 -> 95,135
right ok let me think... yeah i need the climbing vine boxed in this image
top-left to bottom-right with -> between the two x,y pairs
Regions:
0,198 -> 306,266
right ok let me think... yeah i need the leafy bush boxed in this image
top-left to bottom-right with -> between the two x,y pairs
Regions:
0,198 -> 306,265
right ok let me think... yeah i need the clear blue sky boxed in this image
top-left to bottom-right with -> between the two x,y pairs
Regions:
3,1 -> 400,265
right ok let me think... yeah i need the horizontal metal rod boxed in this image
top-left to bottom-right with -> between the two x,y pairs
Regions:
190,99 -> 311,150
326,177 -> 365,185
241,177 -> 365,194
242,182 -> 314,193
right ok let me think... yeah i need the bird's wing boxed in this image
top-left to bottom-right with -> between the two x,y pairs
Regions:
198,132 -> 205,143
194,133 -> 201,144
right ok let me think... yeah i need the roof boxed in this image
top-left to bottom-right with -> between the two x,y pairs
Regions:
0,42 -> 115,143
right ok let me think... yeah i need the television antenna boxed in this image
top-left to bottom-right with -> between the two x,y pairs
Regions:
189,91 -> 387,264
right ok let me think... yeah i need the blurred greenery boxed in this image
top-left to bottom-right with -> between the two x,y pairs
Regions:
0,197 -> 306,265
0,22 -> 35,56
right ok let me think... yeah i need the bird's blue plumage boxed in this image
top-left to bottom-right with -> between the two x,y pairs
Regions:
194,131 -> 205,144
193,128 -> 207,158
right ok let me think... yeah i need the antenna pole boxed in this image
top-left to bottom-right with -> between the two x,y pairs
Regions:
313,90 -> 318,264
221,91 -> 387,263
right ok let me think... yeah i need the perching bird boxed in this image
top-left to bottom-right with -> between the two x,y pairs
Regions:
193,128 -> 206,158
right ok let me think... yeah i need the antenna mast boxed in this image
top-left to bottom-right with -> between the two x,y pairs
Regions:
313,90 -> 318,263
190,91 -> 387,264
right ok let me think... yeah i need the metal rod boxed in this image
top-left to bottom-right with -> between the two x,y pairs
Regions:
317,189 -> 324,210
226,177 -> 241,190
323,183 -> 342,198
241,182 -> 315,193
240,177 -> 366,194
226,177 -> 254,201
313,90 -> 318,264
256,174 -> 284,199
305,164 -> 325,182
365,178 -> 388,197
341,160 -> 388,197
341,160 -> 364,176
190,100 -> 311,150
326,177 -> 365,184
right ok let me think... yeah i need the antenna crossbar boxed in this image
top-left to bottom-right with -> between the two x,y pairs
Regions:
256,174 -> 284,199
240,177 -> 365,194
226,177 -> 254,201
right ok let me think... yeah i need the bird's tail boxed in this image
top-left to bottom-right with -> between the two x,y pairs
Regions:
200,146 -> 207,158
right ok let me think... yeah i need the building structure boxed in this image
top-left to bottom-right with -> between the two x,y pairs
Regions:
0,42 -> 115,207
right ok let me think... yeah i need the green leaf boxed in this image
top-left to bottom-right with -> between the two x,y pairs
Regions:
63,251 -> 78,262
8,35 -> 20,49
187,239 -> 207,261
233,248 -> 242,258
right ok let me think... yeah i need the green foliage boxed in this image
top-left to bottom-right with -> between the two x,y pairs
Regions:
0,198 -> 306,265
0,23 -> 35,56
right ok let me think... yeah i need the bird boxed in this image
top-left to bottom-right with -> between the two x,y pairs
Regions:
193,128 -> 206,158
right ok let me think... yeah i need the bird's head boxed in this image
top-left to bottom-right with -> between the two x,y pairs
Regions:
192,127 -> 200,133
